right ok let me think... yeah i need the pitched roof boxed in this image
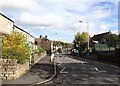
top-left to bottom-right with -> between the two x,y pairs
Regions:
14,25 -> 35,38
91,32 -> 111,41
0,13 -> 14,22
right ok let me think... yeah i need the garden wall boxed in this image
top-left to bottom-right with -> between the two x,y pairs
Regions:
2,59 -> 29,80
32,51 -> 46,65
95,49 -> 120,65
1,52 -> 46,80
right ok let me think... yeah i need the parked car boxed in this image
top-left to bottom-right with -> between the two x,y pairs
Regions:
72,49 -> 79,54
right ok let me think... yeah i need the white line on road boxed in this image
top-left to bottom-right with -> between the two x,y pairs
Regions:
95,67 -> 99,72
60,67 -> 65,73
82,62 -> 84,65
60,67 -> 68,74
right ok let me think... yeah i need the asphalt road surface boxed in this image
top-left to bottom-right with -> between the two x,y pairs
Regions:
1,54 -> 120,86
47,53 -> 120,85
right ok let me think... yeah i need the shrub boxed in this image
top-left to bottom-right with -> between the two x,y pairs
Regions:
2,32 -> 31,64
37,48 -> 45,55
57,48 -> 62,53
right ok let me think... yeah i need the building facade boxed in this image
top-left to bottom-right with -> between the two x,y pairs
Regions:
13,25 -> 37,52
0,13 -> 37,56
0,13 -> 14,35
35,36 -> 53,54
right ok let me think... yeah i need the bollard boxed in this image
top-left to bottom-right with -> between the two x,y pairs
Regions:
50,53 -> 54,62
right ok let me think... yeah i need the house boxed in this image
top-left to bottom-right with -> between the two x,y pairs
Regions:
0,13 -> 37,53
14,25 -> 37,52
90,32 -> 111,51
35,36 -> 53,54
91,32 -> 111,44
0,13 -> 14,35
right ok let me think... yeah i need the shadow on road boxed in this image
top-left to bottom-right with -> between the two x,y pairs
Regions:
29,63 -> 54,78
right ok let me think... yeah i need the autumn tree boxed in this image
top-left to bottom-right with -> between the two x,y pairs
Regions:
2,32 -> 31,64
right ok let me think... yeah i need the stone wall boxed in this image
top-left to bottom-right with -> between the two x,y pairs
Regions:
1,59 -> 29,80
0,58 -> 2,85
32,52 -> 46,65
1,52 -> 46,80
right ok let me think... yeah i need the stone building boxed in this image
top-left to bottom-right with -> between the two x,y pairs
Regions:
0,13 -> 37,52
35,36 -> 53,55
14,25 -> 37,52
0,13 -> 14,35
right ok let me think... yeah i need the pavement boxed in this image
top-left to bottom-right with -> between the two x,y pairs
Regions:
46,54 -> 120,85
1,55 -> 54,86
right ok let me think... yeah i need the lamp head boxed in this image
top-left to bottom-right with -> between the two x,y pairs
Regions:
79,21 -> 83,22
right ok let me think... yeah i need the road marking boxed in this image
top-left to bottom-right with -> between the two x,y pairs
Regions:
82,62 -> 84,65
60,67 -> 68,74
95,67 -> 99,72
58,63 -> 62,65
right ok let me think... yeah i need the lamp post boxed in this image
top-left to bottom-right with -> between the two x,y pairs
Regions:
79,21 -> 89,55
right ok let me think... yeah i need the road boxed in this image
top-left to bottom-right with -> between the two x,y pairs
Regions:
47,53 -> 120,85
2,53 -> 120,86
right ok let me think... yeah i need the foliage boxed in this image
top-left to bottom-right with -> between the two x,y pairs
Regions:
119,34 -> 120,38
75,32 -> 89,45
57,48 -> 62,53
74,32 -> 89,52
105,33 -> 119,48
53,41 -> 61,46
2,32 -> 31,64
36,48 -> 45,55
53,40 -> 71,48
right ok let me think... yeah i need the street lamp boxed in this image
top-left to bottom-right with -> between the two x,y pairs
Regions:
79,21 -> 89,55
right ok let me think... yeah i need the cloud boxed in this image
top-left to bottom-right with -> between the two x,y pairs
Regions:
0,0 -> 118,42
88,7 -> 111,22
0,0 -> 40,11
17,12 -> 64,28
112,30 -> 119,35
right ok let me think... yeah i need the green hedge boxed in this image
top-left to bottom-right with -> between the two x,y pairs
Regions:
35,48 -> 45,55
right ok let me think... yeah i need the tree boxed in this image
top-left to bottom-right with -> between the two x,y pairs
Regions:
75,32 -> 89,44
53,41 -> 61,46
74,32 -> 89,53
105,33 -> 119,50
2,32 -> 31,64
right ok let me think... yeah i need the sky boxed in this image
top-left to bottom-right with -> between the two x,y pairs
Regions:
0,0 -> 119,43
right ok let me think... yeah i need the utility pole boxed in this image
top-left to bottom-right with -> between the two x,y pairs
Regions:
79,21 -> 89,55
